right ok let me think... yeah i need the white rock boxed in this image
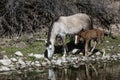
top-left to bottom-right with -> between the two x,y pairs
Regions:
34,54 -> 44,59
117,53 -> 120,56
31,62 -> 35,65
34,63 -> 41,67
8,64 -> 16,70
118,44 -> 120,47
55,59 -> 62,66
81,56 -> 88,61
10,58 -> 17,62
102,54 -> 110,60
26,61 -> 32,66
35,61 -> 39,64
106,40 -> 109,43
0,59 -> 12,66
95,51 -> 101,56
72,49 -> 79,54
41,62 -> 47,66
110,46 -> 114,49
14,51 -> 23,57
17,58 -> 26,68
3,55 -> 9,59
0,66 -> 11,72
34,61 -> 41,66
28,53 -> 34,57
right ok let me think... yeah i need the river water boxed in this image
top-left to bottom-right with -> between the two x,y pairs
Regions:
0,61 -> 120,80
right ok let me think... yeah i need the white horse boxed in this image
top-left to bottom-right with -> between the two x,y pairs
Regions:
44,13 -> 93,59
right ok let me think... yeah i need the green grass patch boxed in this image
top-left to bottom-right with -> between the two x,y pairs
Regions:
0,41 -> 46,57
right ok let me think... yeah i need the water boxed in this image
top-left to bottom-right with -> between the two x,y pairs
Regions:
0,61 -> 120,80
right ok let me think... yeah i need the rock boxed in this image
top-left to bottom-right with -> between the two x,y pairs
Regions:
10,58 -> 17,62
55,58 -> 62,66
34,63 -> 41,67
26,61 -> 32,66
0,59 -> 12,66
8,64 -> 16,70
13,41 -> 27,48
31,62 -> 35,65
102,54 -> 111,60
110,46 -> 115,49
33,54 -> 44,59
118,44 -> 120,47
117,53 -> 120,56
28,53 -> 44,59
14,51 -> 23,57
95,51 -> 101,56
34,61 -> 41,67
72,49 -> 79,54
28,53 -> 34,57
111,55 -> 118,60
81,56 -> 88,61
41,62 -> 47,66
106,40 -> 109,43
0,66 -> 11,72
16,58 -> 26,68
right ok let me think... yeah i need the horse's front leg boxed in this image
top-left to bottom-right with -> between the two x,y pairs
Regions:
61,35 -> 68,57
75,35 -> 80,45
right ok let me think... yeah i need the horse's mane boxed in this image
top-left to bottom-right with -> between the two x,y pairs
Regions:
47,15 -> 60,43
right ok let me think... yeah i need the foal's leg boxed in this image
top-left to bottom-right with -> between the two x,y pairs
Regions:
85,40 -> 89,56
100,38 -> 106,57
90,41 -> 97,53
61,35 -> 68,57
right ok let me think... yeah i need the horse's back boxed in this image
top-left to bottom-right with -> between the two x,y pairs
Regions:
58,13 -> 91,29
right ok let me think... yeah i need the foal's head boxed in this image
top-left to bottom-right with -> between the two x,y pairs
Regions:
44,41 -> 55,59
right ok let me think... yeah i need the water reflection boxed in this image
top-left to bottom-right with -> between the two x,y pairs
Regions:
47,62 -> 120,80
47,63 -> 99,80
48,68 -> 55,80
0,62 -> 120,80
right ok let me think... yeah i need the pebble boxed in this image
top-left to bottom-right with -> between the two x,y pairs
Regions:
14,51 -> 23,57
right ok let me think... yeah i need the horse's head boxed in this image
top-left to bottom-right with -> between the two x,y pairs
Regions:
44,41 -> 55,59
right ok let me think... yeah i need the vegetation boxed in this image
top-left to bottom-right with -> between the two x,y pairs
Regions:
0,40 -> 46,57
0,0 -> 119,37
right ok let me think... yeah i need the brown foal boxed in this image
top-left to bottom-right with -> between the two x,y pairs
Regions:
75,28 -> 105,56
